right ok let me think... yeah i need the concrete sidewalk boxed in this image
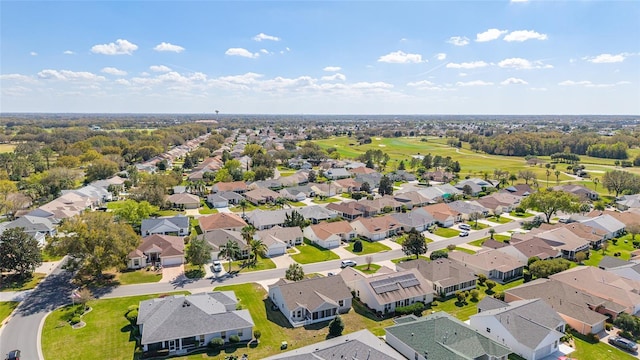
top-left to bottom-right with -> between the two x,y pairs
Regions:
331,245 -> 357,259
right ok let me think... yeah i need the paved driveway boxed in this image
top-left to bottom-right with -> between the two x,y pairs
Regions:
160,264 -> 184,283
270,253 -> 295,269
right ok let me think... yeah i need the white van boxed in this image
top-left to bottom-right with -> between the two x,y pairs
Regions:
459,224 -> 471,231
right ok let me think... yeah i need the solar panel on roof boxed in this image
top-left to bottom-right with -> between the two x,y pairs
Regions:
373,283 -> 399,294
399,278 -> 420,288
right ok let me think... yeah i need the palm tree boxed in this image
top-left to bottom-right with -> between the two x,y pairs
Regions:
239,199 -> 248,218
546,168 -> 551,188
593,177 -> 600,191
220,239 -> 241,272
509,174 -> 518,185
249,238 -> 268,264
554,170 -> 561,185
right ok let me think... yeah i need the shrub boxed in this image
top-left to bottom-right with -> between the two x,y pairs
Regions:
485,280 -> 497,291
229,335 -> 240,343
253,330 -> 261,341
70,316 -> 81,325
477,273 -> 487,285
328,315 -> 345,337
126,310 -> 138,324
605,323 -> 613,331
493,291 -> 505,301
353,239 -> 363,252
430,249 -> 448,260
208,337 -> 224,349
470,289 -> 480,301
446,244 -> 456,251
395,302 -> 425,316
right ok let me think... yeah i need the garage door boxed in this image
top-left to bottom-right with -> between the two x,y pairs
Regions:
162,256 -> 183,266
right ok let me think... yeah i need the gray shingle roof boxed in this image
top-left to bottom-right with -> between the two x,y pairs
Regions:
140,215 -> 189,236
137,292 -> 253,345
270,276 -> 352,312
386,312 -> 511,360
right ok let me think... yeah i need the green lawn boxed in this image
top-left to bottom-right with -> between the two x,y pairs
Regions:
467,222 -> 489,230
345,240 -> 391,255
116,268 -> 162,285
570,334 -> 636,360
41,248 -> 64,262
430,279 -> 525,321
583,234 -> 637,267
454,247 -> 476,254
198,201 -> 218,214
509,211 -> 535,218
468,235 -> 512,247
0,301 -> 18,326
184,264 -> 205,279
0,272 -> 46,292
291,239 -> 340,264
288,201 -> 307,207
433,227 -> 460,238
391,255 -> 430,264
486,216 -> 512,224
227,255 -> 277,273
106,200 -> 126,210
355,264 -> 381,274
311,197 -> 339,204
42,292 -> 188,360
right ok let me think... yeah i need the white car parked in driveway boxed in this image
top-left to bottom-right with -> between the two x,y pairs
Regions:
212,261 -> 223,272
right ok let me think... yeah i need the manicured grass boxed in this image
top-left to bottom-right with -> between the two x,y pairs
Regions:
288,201 -> 306,207
432,227 -> 460,238
184,264 -> 205,279
341,193 -> 351,198
42,292 -> 188,360
0,301 -> 18,326
509,211 -> 535,218
467,222 -> 489,230
486,216 -> 512,224
0,272 -> 46,292
198,201 -> 218,214
106,200 -> 126,210
391,255 -> 430,264
454,247 -> 476,254
311,197 -> 339,204
355,264 -> 381,274
116,268 -> 162,285
469,235 -> 512,247
430,278 -> 524,321
291,239 -> 340,264
570,335 -> 636,360
582,234 -> 637,267
228,255 -> 277,273
41,248 -> 64,262
153,209 -> 182,217
278,170 -> 296,177
345,240 -> 391,255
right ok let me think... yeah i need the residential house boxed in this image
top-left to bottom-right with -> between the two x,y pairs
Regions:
166,193 -> 200,209
521,226 -> 591,260
598,256 -> 640,281
495,238 -> 561,264
354,173 -> 382,190
505,279 -> 616,335
448,250 -> 524,283
303,220 -> 356,249
137,292 -> 254,355
587,209 -> 640,228
340,268 -> 435,315
212,181 -> 247,194
216,191 -> 245,206
616,194 -> 640,211
350,214 -> 402,241
262,329 -> 405,360
324,168 -> 351,180
198,213 -> 247,233
474,192 -> 521,215
553,184 -> 599,201
309,182 -> 339,197
421,170 -> 455,182
334,178 -> 362,193
268,276 -> 352,327
579,214 -> 626,239
397,259 -> 477,298
356,196 -> 404,217
140,215 -> 189,237
200,229 -> 250,260
0,214 -> 57,238
393,191 -> 433,209
296,205 -> 338,224
416,184 -> 461,203
128,234 -> 185,268
278,188 -> 306,202
326,202 -> 363,220
421,203 -> 461,227
255,226 -> 303,254
390,208 -> 435,232
388,170 -> 416,182
206,194 -> 229,208
550,266 -> 640,316
244,188 -> 281,205
348,165 -> 376,175
455,179 -> 484,196
385,312 -> 512,360
470,298 -> 565,360
447,200 -> 490,220
501,184 -> 534,197
246,209 -> 292,230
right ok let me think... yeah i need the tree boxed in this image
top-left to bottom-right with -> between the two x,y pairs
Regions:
378,175 -> 393,196
430,249 -> 448,260
220,240 -> 241,272
284,210 -> 307,228
520,189 -> 580,223
238,199 -> 249,218
248,238 -> 267,263
529,258 -> 571,278
469,212 -> 481,228
518,170 -> 537,185
365,255 -> 373,271
488,228 -> 496,239
76,288 -> 94,311
402,228 -> 427,259
307,170 -> 317,183
602,170 -> 638,197
575,251 -> 587,264
49,212 -> 138,278
592,177 -> 600,192
485,280 -> 497,292
360,181 -> 371,194
328,315 -> 345,337
186,237 -> 212,267
554,170 -> 561,185
85,158 -> 120,182
253,166 -> 274,181
627,223 -> 640,240
285,263 -> 304,281
462,184 -> 473,197
509,174 -> 518,185
114,199 -> 158,230
0,228 -> 42,278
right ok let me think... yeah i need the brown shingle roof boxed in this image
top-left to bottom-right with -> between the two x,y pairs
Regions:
199,213 -> 247,232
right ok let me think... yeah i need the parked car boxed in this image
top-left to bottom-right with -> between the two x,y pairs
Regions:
5,350 -> 20,360
459,224 -> 471,231
459,231 -> 469,237
608,336 -> 638,353
212,260 -> 223,272
340,260 -> 357,268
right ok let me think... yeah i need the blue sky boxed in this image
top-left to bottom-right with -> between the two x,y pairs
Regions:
1,1 -> 639,114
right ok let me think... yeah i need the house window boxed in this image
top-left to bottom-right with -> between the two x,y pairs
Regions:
238,330 -> 243,337
486,327 -> 491,333
198,335 -> 205,346
133,259 -> 139,267
297,310 -> 301,317
221,331 -> 226,339
339,300 -> 344,307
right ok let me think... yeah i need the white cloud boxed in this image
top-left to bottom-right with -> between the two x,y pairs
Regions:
501,77 -> 529,85
459,73 -> 468,77
504,30 -> 548,42
435,53 -> 447,60
63,50 -> 75,55
447,36 -> 470,46
153,42 -> 185,53
30,52 -> 38,56
101,67 -> 127,76
559,80 -> 632,88
150,65 -> 172,73
377,51 -> 423,64
115,79 -> 131,86
446,61 -> 489,69
530,87 -> 548,91
323,66 -> 342,72
476,28 -> 508,42
321,73 -> 346,82
91,39 -> 138,55
456,80 -> 494,87
587,53 -> 627,63
259,49 -> 271,55
498,57 -> 553,69
407,80 -> 453,91
0,74 -> 37,83
37,69 -> 105,81
225,48 -> 259,58
253,33 -> 280,42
